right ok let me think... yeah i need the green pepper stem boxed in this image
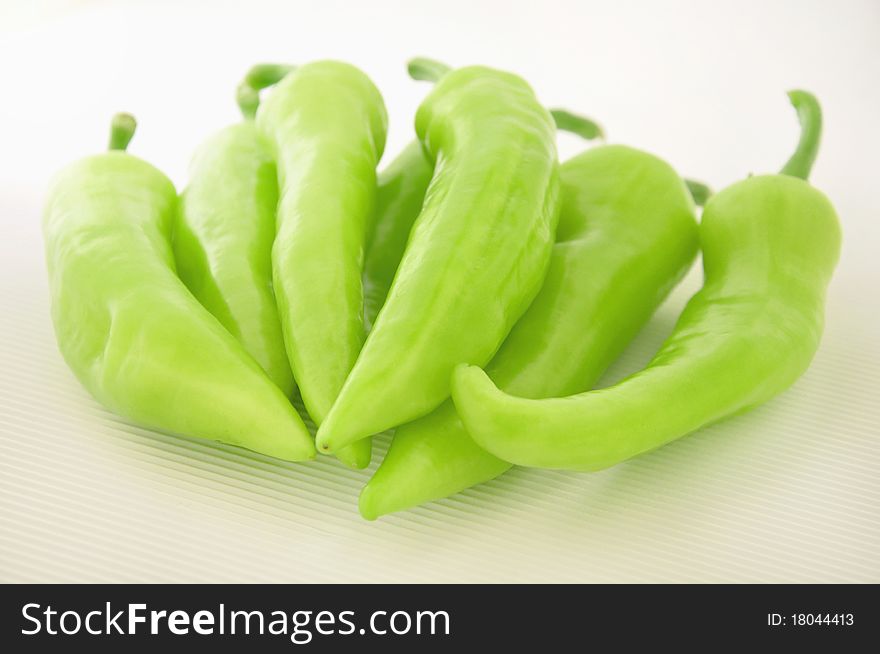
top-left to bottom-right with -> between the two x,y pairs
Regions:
549,109 -> 605,141
407,57 -> 452,82
108,113 -> 136,151
780,89 -> 822,181
236,63 -> 296,119
684,178 -> 712,207
408,59 -> 604,142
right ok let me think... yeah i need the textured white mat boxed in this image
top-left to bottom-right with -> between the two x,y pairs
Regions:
1,0 -> 878,582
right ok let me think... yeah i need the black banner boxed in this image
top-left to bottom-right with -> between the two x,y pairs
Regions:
0,584 -> 873,650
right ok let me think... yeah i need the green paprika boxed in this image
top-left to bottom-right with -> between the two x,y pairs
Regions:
174,65 -> 294,396
452,91 -> 841,471
360,144 -> 700,518
362,74 -> 604,332
317,64 -> 562,454
256,61 -> 388,468
43,115 -> 316,461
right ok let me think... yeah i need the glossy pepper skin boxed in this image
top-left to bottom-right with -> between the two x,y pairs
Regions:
361,72 -> 604,332
317,66 -> 559,451
316,65 -> 561,454
256,61 -> 388,469
452,91 -> 841,471
174,67 -> 293,395
359,145 -> 700,518
43,116 -> 316,461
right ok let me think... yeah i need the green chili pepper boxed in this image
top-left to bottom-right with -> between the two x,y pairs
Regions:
359,144 -> 700,518
316,64 -> 562,455
362,59 -> 605,332
43,115 -> 316,461
452,90 -> 841,471
174,65 -> 293,396
256,61 -> 388,469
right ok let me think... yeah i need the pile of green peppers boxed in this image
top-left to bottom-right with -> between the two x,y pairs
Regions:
43,58 -> 841,520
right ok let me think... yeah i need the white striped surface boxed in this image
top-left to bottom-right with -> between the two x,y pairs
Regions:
1,235 -> 877,582
1,0 -> 879,583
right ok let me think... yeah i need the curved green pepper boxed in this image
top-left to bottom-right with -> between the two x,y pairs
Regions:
364,128 -> 603,333
452,91 -> 841,471
360,145 -> 700,518
256,61 -> 388,469
317,64 -> 562,454
174,66 -> 293,395
362,59 -> 605,332
43,115 -> 315,461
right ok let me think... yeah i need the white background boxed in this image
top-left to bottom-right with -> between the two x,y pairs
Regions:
1,0 -> 878,581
